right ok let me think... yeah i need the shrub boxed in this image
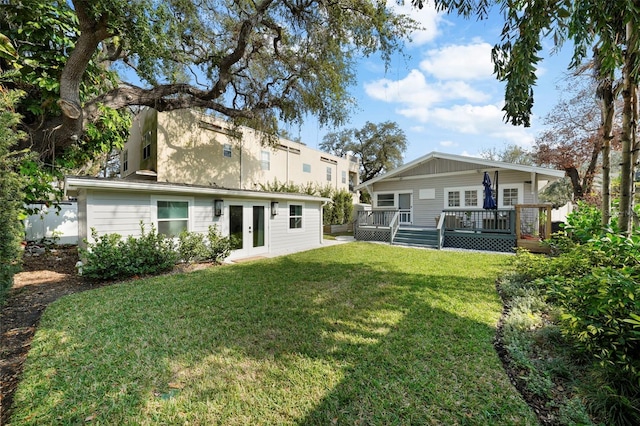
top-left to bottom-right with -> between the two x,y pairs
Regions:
0,89 -> 27,303
81,223 -> 177,280
81,225 -> 231,280
206,225 -> 231,263
562,201 -> 604,244
550,267 -> 640,382
178,230 -> 208,263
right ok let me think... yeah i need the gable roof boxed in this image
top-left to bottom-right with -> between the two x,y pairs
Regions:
356,151 -> 565,189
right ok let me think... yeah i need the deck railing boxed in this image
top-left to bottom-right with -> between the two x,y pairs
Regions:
441,209 -> 515,234
389,211 -> 400,243
355,209 -> 398,228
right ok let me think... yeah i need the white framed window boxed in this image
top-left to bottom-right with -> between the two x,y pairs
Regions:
122,150 -> 128,172
151,196 -> 193,238
464,190 -> 478,207
502,187 -> 520,206
376,193 -> 395,207
289,203 -> 303,230
444,186 -> 482,209
326,166 -> 332,182
223,144 -> 232,158
261,150 -> 270,170
142,130 -> 152,160
341,170 -> 347,184
303,163 -> 311,173
447,191 -> 461,207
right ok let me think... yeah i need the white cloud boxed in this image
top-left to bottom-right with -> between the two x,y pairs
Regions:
364,69 -> 489,109
419,42 -> 494,80
439,140 -> 458,147
387,1 -> 443,45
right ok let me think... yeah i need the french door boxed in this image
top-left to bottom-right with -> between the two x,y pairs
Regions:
228,202 -> 268,258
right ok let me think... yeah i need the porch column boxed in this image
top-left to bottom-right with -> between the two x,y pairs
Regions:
531,172 -> 539,203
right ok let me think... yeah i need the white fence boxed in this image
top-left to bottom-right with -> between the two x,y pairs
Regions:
24,202 -> 79,245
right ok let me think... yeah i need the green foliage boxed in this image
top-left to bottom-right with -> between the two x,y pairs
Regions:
320,121 -> 407,184
80,223 -> 178,280
178,230 -> 208,263
508,218 -> 640,423
550,266 -> 640,381
0,89 -> 27,302
562,202 -> 605,243
205,225 -> 231,264
81,224 -> 232,280
178,226 -> 231,264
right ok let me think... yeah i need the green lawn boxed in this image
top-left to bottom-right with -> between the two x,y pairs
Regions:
10,243 -> 537,425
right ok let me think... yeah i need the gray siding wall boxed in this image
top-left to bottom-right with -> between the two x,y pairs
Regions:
371,170 -> 537,227
80,190 -> 322,257
268,201 -> 323,255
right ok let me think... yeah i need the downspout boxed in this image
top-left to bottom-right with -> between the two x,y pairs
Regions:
321,200 -> 329,244
239,141 -> 243,189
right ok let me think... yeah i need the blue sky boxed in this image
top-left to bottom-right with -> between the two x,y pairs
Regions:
290,2 -> 576,163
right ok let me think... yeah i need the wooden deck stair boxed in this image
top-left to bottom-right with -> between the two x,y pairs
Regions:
392,227 -> 439,248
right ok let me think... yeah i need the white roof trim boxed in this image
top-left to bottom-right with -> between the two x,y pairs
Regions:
356,151 -> 565,189
65,176 -> 331,203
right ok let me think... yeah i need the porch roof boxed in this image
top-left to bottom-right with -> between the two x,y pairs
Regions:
356,151 -> 566,190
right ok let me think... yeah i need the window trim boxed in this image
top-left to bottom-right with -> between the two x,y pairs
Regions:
150,195 -> 194,237
288,202 -> 304,232
142,130 -> 152,160
341,170 -> 347,184
499,184 -> 524,208
223,143 -> 232,158
443,186 -> 482,209
261,150 -> 270,171
326,166 -> 332,182
376,192 -> 395,208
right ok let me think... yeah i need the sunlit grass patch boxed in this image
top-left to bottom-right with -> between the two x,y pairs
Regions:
10,243 -> 537,425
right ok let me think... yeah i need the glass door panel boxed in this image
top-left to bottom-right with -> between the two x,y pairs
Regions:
253,206 -> 265,248
229,205 -> 243,250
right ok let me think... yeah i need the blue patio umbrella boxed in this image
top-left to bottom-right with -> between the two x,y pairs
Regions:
482,171 -> 497,209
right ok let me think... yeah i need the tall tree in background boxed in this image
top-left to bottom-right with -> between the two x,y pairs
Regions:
320,121 -> 407,184
1,0 -> 416,191
533,79 -> 617,202
414,0 -> 639,233
479,144 -> 534,165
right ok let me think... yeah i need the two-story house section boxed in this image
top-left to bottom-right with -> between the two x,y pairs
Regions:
121,108 -> 359,195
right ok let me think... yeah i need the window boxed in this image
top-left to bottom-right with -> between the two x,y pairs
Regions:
503,188 -> 519,206
303,163 -> 311,173
289,204 -> 302,229
447,191 -> 460,207
156,200 -> 189,237
341,170 -> 346,184
326,166 -> 332,182
464,190 -> 478,207
377,193 -> 394,207
122,150 -> 128,172
142,130 -> 152,160
261,150 -> 270,170
223,144 -> 232,158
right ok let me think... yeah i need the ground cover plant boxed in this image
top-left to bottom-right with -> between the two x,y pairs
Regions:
9,243 -> 537,425
498,203 -> 640,425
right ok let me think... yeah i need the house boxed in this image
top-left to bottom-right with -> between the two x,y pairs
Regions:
354,152 -> 566,253
64,176 -> 330,261
121,108 -> 359,196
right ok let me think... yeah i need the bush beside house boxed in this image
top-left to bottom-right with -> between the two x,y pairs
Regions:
80,224 -> 231,281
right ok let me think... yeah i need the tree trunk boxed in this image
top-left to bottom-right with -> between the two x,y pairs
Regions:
619,21 -> 638,235
600,77 -> 615,227
566,167 -> 584,200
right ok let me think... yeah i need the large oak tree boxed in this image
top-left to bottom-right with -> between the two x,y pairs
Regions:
1,0 -> 416,170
